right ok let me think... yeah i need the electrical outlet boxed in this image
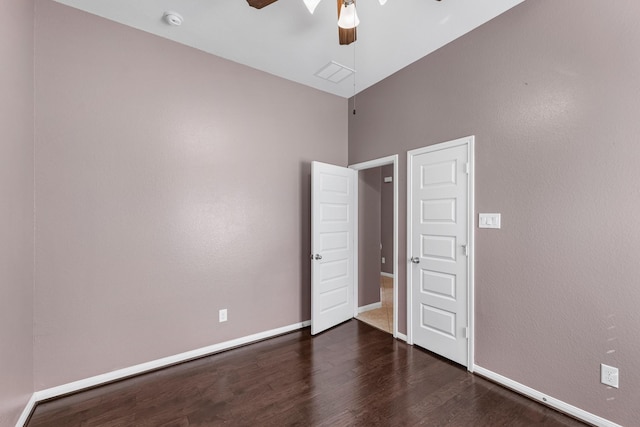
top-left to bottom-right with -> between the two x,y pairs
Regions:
219,309 -> 228,323
381,257 -> 385,264
601,364 -> 619,388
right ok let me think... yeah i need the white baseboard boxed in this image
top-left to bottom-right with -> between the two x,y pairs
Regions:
15,394 -> 37,427
473,365 -> 620,427
380,272 -> 394,278
19,320 -> 310,425
395,332 -> 407,342
357,302 -> 382,313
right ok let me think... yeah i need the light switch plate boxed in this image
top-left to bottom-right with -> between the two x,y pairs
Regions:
479,213 -> 501,229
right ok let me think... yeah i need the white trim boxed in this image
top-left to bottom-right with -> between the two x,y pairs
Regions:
406,136 -> 475,367
352,167 -> 359,319
349,155 -> 397,171
349,155 -> 399,339
380,272 -> 394,278
473,365 -> 621,427
15,394 -> 37,427
357,301 -> 382,313
30,321 -> 310,403
395,332 -> 408,342
392,156 -> 399,340
467,137 -> 476,370
406,149 -> 413,345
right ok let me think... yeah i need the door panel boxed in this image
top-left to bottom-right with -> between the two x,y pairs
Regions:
421,270 -> 456,299
409,138 -> 472,366
421,235 -> 457,261
311,161 -> 356,335
421,198 -> 456,223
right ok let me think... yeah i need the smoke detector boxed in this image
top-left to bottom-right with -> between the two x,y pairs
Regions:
163,11 -> 183,26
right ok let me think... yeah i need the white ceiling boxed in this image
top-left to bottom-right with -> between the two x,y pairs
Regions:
54,0 -> 525,98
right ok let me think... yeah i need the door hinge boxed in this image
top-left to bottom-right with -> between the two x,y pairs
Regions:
462,244 -> 469,256
463,327 -> 469,339
465,162 -> 470,175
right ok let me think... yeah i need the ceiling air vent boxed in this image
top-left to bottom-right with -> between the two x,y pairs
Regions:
314,61 -> 355,83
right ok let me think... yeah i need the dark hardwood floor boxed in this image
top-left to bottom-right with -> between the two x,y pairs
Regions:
27,320 -> 587,426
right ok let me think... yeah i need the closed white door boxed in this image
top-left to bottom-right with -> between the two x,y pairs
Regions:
311,161 -> 356,335
408,137 -> 473,366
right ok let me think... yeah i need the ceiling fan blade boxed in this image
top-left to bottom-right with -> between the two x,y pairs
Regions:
246,0 -> 278,9
303,0 -> 323,14
337,0 -> 357,45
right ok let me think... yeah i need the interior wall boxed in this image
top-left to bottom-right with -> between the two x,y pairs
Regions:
34,0 -> 347,390
348,0 -> 640,424
357,168 -> 382,307
0,0 -> 35,424
380,164 -> 394,275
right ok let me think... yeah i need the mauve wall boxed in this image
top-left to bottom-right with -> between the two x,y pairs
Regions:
34,0 -> 346,390
0,0 -> 35,424
358,168 -> 381,307
380,165 -> 393,275
348,0 -> 640,424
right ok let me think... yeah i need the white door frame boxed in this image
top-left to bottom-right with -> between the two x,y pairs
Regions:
349,155 -> 400,339
406,137 -> 475,371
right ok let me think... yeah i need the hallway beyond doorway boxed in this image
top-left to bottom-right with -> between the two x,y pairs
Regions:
357,275 -> 393,334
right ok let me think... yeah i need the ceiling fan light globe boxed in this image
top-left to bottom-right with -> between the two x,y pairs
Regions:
337,2 -> 359,29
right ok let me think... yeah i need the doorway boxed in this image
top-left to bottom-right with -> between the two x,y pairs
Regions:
350,155 -> 399,338
309,156 -> 398,337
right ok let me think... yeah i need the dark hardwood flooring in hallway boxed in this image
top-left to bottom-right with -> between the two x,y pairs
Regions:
27,320 -> 586,427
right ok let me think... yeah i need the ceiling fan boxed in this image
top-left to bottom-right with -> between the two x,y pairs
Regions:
246,0 -> 442,46
245,0 -> 366,45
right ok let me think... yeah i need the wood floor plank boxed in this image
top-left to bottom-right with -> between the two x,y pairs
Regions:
26,320 -> 588,427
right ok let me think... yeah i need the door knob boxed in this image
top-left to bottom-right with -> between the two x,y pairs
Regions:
410,257 -> 420,264
314,254 -> 323,260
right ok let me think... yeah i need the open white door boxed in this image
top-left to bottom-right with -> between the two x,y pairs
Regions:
408,136 -> 473,367
311,161 -> 356,335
